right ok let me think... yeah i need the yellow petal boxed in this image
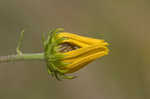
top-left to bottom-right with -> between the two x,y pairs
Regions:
57,32 -> 109,74
58,32 -> 105,45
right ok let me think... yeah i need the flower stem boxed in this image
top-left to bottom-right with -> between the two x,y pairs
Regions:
0,53 -> 44,63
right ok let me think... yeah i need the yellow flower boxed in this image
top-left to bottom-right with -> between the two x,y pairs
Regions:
57,32 -> 109,74
43,28 -> 109,80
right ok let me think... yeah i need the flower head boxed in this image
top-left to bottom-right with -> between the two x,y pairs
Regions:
43,28 -> 109,80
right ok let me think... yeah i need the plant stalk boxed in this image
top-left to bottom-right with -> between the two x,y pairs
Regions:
0,53 -> 44,63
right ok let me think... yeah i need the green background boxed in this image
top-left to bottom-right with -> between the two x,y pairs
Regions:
0,0 -> 149,99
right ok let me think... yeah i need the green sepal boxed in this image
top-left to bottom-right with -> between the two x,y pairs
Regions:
61,75 -> 77,79
43,28 -> 75,80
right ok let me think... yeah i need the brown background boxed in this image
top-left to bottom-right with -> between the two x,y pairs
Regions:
0,0 -> 149,99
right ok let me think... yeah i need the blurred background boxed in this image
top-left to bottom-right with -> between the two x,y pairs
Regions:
0,0 -> 149,99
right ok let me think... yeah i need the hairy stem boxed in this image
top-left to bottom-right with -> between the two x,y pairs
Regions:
0,53 -> 44,63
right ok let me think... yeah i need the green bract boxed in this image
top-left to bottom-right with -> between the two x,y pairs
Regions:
42,28 -> 75,80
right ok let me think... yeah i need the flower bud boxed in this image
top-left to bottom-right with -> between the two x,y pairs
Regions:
43,28 -> 109,80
